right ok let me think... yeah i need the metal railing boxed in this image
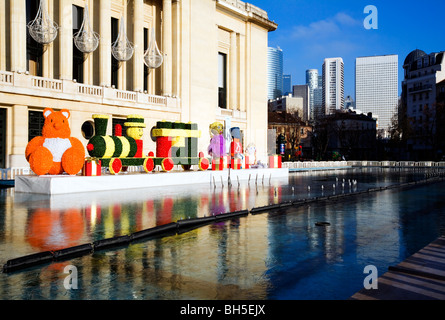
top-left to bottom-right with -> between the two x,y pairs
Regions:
282,161 -> 445,169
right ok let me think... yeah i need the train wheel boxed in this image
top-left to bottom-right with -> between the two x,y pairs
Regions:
161,158 -> 175,172
182,164 -> 192,171
198,157 -> 210,171
143,157 -> 155,173
109,158 -> 122,175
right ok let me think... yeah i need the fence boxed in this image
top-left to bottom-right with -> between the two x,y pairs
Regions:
0,167 -> 33,180
282,161 -> 445,169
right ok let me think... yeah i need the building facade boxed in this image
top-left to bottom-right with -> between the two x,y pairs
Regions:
355,54 -> 398,136
0,0 -> 277,168
292,84 -> 310,122
268,94 -> 304,119
267,46 -> 283,100
282,74 -> 291,96
401,49 -> 445,159
322,57 -> 344,116
305,69 -> 317,121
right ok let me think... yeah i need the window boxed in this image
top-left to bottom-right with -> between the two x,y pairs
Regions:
218,52 -> 227,109
26,0 -> 43,76
28,111 -> 45,142
111,17 -> 119,88
143,28 -> 149,92
73,5 -> 84,83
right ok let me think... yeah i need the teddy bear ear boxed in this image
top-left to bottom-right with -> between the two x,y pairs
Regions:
43,108 -> 53,118
61,109 -> 70,119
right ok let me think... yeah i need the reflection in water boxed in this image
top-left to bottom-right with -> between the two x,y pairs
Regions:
0,168 -> 444,299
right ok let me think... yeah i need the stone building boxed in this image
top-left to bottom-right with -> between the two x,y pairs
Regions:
0,0 -> 277,168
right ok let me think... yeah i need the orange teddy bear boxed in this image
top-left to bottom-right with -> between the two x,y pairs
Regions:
25,108 -> 85,176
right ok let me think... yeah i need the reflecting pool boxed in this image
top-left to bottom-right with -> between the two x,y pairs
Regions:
1,167 -> 445,299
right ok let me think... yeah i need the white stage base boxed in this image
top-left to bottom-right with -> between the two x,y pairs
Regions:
14,168 -> 289,195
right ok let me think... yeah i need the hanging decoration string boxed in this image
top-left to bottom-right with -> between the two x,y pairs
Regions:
73,4 -> 100,54
111,16 -> 134,62
27,0 -> 59,45
144,28 -> 164,69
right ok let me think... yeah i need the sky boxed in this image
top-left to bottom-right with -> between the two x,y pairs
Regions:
247,0 -> 445,98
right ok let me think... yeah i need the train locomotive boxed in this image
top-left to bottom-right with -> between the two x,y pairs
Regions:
86,114 -> 210,174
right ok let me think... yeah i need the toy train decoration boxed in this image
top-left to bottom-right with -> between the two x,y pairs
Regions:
86,114 -> 209,174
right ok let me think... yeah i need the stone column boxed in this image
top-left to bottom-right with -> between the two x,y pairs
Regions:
99,0 -> 111,86
10,0 -> 27,72
162,0 -> 172,96
10,105 -> 29,167
229,32 -> 238,110
0,2 -> 6,71
42,0 -> 54,78
133,0 -> 144,91
172,0 -> 181,97
59,0 -> 73,80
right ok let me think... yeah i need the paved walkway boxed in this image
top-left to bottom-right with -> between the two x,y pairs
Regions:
351,236 -> 445,300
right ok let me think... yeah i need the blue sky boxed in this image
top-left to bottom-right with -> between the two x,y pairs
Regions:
248,0 -> 445,98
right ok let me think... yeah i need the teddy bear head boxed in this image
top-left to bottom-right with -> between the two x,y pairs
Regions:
41,108 -> 71,139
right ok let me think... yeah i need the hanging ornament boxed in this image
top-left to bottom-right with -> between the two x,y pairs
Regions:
73,4 -> 100,54
144,28 -> 163,69
27,0 -> 59,45
111,16 -> 134,62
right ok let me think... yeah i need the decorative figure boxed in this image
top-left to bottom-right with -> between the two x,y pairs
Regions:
73,4 -> 100,54
230,127 -> 242,159
87,115 -> 208,174
124,115 -> 146,158
230,127 -> 243,169
245,142 -> 257,168
27,0 -> 58,45
208,122 -> 225,158
144,28 -> 163,69
111,16 -> 134,61
25,108 -> 85,175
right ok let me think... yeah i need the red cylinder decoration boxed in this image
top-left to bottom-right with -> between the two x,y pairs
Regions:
156,136 -> 172,158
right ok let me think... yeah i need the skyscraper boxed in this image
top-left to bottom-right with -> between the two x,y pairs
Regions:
267,46 -> 283,100
283,74 -> 292,96
314,75 -> 323,119
306,69 -> 319,120
355,55 -> 398,134
322,58 -> 344,115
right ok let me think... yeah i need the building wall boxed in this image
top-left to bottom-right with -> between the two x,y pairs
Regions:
267,46 -> 283,100
355,55 -> 398,133
293,84 -> 309,121
0,0 -> 276,168
402,51 -> 445,156
322,57 -> 344,115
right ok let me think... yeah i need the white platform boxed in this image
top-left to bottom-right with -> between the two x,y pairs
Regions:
14,168 -> 289,195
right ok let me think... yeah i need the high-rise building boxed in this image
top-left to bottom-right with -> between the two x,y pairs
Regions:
314,75 -> 323,119
306,69 -> 318,120
355,55 -> 398,134
322,58 -> 344,115
283,74 -> 292,96
292,84 -> 310,121
267,46 -> 283,100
